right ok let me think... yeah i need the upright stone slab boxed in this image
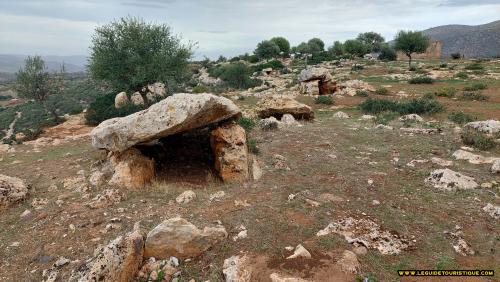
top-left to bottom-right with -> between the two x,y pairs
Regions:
211,124 -> 249,183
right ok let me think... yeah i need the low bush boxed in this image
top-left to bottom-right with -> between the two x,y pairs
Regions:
315,95 -> 335,105
459,92 -> 488,101
439,63 -> 448,68
455,72 -> 468,79
208,63 -> 261,89
85,92 -> 144,126
0,95 -> 13,101
375,87 -> 389,95
192,85 -> 209,93
360,98 -> 444,115
251,60 -> 285,72
408,76 -> 434,84
463,82 -> 487,91
409,66 -> 417,72
461,129 -> 496,150
237,117 -> 257,131
247,138 -> 260,154
448,112 -> 477,125
464,62 -> 484,71
374,111 -> 399,125
355,90 -> 368,97
433,87 -> 456,97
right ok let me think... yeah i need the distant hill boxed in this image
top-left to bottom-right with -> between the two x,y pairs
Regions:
421,20 -> 500,58
0,54 -> 87,74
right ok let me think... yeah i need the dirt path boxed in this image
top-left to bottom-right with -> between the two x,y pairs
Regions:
3,111 -> 21,140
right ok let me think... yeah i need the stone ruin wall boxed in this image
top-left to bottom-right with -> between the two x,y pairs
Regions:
397,41 -> 443,60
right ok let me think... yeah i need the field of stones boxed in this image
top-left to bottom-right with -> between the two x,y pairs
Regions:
1,57 -> 499,282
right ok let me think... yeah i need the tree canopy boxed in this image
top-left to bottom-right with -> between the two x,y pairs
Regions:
270,37 -> 291,55
357,32 -> 385,52
88,17 -> 193,93
394,30 -> 430,67
255,40 -> 280,59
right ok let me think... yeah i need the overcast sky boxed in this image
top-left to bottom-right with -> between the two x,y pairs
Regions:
1,0 -> 499,59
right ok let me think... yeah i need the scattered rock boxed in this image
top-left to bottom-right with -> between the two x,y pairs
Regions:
270,273 -> 310,282
337,250 -> 361,274
298,67 -> 337,95
130,92 -> 145,106
0,174 -> 29,207
211,124 -> 249,183
431,157 -> 453,167
176,190 -> 196,204
144,217 -> 227,259
272,154 -> 290,170
281,114 -> 298,126
406,159 -> 428,167
115,92 -> 130,109
426,169 -> 478,191
209,191 -> 225,202
491,159 -> 500,173
399,114 -> 423,122
317,217 -> 411,255
375,124 -> 393,130
223,255 -> 252,282
452,149 -> 499,164
286,244 -> 311,259
400,128 -> 441,134
20,209 -> 32,220
360,115 -> 375,120
333,111 -> 350,119
482,203 -> 500,219
89,171 -> 106,187
260,117 -> 280,131
109,148 -> 155,189
464,120 -> 500,135
92,93 -> 241,152
252,158 -> 263,181
73,224 -> 144,282
87,189 -> 123,209
256,96 -> 314,120
232,225 -> 248,241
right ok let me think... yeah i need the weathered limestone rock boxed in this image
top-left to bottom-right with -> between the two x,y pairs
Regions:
298,67 -> 337,95
114,92 -> 129,109
492,159 -> 500,173
464,120 -> 500,135
92,93 -> 241,152
223,255 -> 252,282
74,224 -> 144,282
270,273 -> 310,282
452,149 -> 499,164
483,203 -> 500,219
399,114 -> 424,122
130,92 -> 145,106
175,190 -> 196,204
144,217 -> 227,259
147,82 -> 166,98
256,96 -> 314,120
259,117 -> 280,131
426,169 -> 478,191
286,244 -> 311,259
211,124 -> 249,183
337,250 -> 361,274
109,148 -> 155,189
0,174 -> 29,207
333,111 -> 350,119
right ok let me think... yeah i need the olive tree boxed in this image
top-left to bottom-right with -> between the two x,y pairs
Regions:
394,30 -> 430,68
357,32 -> 385,53
343,40 -> 371,57
88,17 -> 193,92
15,56 -> 53,101
307,38 -> 325,53
254,40 -> 280,60
329,41 -> 344,56
270,37 -> 291,55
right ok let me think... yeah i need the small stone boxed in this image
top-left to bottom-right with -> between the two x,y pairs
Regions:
176,190 -> 196,204
286,244 -> 311,259
209,191 -> 226,202
372,200 -> 380,205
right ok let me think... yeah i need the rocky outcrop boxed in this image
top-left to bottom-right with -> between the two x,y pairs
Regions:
0,174 -> 29,207
114,92 -> 129,109
144,217 -> 227,259
223,255 -> 252,282
452,149 -> 499,164
211,124 -> 249,183
75,224 -> 144,282
91,93 -> 241,152
256,96 -> 314,120
464,120 -> 500,135
298,67 -> 337,95
426,169 -> 478,191
109,148 -> 155,189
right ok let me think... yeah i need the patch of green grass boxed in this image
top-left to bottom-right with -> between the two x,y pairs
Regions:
237,117 -> 256,131
463,82 -> 487,91
192,85 -> 209,93
455,72 -> 468,79
247,138 -> 260,154
464,62 -> 484,71
314,95 -> 334,105
360,98 -> 444,115
461,129 -> 497,150
375,87 -> 389,95
355,89 -> 368,97
459,92 -> 488,101
375,111 -> 399,125
408,76 -> 434,84
433,87 -> 456,98
435,256 -> 458,270
448,112 -> 477,125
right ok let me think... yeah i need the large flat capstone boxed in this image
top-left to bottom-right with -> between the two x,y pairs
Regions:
91,93 -> 241,152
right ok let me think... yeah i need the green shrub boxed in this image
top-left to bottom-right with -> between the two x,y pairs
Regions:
459,92 -> 488,101
375,87 -> 389,95
237,117 -> 256,131
355,90 -> 368,97
461,129 -> 496,150
375,111 -> 399,125
409,66 -> 417,71
192,85 -> 209,93
463,82 -> 487,91
314,95 -> 335,105
422,92 -> 435,99
247,138 -> 260,154
439,63 -> 447,68
448,112 -> 477,125
433,87 -> 456,97
85,92 -> 144,125
0,95 -> 12,101
408,76 -> 434,84
451,53 -> 461,59
351,64 -> 364,72
251,60 -> 285,72
360,98 -> 443,115
464,62 -> 484,71
209,63 -> 261,89
455,72 -> 468,79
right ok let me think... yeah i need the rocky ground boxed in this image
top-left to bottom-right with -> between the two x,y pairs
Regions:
1,58 -> 499,282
